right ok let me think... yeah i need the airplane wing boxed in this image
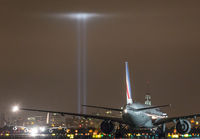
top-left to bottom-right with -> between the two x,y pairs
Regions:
20,107 -> 124,124
154,113 -> 200,125
82,105 -> 122,111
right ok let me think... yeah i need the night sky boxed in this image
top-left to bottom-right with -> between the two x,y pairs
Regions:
0,1 -> 200,118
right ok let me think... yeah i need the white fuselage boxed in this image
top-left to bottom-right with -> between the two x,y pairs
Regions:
122,103 -> 167,128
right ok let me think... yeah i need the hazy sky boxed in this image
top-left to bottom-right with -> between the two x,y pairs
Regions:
0,1 -> 200,117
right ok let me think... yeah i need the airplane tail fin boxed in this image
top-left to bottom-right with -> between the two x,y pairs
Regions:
125,62 -> 133,104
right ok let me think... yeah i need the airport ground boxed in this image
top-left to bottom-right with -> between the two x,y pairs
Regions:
0,135 -> 198,139
1,126 -> 200,139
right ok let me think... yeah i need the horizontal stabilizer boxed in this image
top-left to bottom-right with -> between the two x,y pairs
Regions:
82,105 -> 122,111
130,104 -> 171,111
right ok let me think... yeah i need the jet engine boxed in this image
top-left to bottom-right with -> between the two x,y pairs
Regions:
49,129 -> 53,133
24,128 -> 28,133
176,119 -> 191,134
100,120 -> 115,134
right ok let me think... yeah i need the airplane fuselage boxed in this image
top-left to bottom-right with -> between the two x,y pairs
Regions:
122,103 -> 167,128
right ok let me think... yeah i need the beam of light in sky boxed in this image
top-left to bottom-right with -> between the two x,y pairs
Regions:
54,12 -> 100,114
75,13 -> 91,114
74,13 -> 101,114
77,18 -> 81,114
67,13 -> 99,20
82,18 -> 87,115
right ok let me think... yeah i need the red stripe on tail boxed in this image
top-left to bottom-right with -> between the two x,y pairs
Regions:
126,83 -> 130,99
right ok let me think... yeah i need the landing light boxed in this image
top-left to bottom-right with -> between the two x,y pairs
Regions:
124,109 -> 128,113
12,106 -> 19,112
30,127 -> 39,137
39,127 -> 46,132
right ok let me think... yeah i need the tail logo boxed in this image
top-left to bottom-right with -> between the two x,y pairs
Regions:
125,62 -> 133,104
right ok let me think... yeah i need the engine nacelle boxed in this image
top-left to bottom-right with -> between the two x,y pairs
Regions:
24,128 -> 28,133
176,119 -> 191,134
13,126 -> 17,131
49,129 -> 53,133
100,120 -> 115,134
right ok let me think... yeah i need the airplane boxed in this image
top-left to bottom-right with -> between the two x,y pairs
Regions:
12,62 -> 200,137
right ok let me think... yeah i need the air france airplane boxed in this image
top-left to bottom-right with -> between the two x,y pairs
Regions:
13,62 -> 200,137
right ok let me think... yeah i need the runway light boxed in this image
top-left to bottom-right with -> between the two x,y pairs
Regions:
39,127 -> 45,132
12,106 -> 19,112
136,133 -> 141,136
183,134 -> 192,137
191,119 -> 195,123
172,134 -> 179,138
168,133 -> 171,137
67,129 -> 70,133
30,127 -> 39,137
